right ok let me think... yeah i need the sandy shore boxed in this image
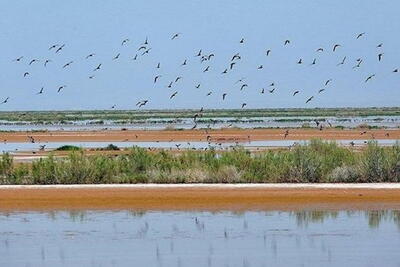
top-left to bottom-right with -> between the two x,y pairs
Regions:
1,128 -> 398,143
1,184 -> 400,211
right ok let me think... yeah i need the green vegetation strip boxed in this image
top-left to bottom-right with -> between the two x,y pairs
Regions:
0,140 -> 399,185
0,107 -> 399,123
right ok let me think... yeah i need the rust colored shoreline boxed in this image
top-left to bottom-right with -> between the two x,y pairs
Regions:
0,128 -> 399,143
1,185 -> 400,212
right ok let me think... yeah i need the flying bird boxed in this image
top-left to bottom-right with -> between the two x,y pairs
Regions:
13,56 -> 23,62
37,87 -> 44,95
378,53 -> 384,62
175,76 -> 182,83
206,91 -> 212,96
203,66 -> 210,72
86,53 -> 95,59
241,103 -> 247,108
316,48 -> 324,52
297,59 -> 302,64
29,59 -> 38,65
55,44 -> 65,53
113,53 -> 120,60
310,58 -> 316,65
195,83 -> 201,89
284,40 -> 290,45
221,69 -> 228,74
333,44 -> 341,52
121,38 -> 129,46
195,50 -> 202,57
293,90 -> 300,96
62,61 -> 73,68
377,43 -> 383,48
365,74 -> 376,83
171,33 -> 181,40
181,59 -> 187,66
94,64 -> 102,71
230,62 -> 236,70
258,65 -> 263,69
266,49 -> 271,56
222,93 -> 227,100
157,62 -> 160,69
325,79 -> 332,86
337,56 -> 346,66
318,88 -> 325,94
231,53 -> 241,61
57,85 -> 66,93
170,91 -> 178,99
23,72 -> 30,77
269,88 -> 275,93
48,44 -> 58,50
306,96 -> 314,103
356,32 -> 365,39
239,38 -> 245,44
240,84 -> 248,90
1,97 -> 9,104
154,75 -> 162,83
393,69 -> 398,73
44,59 -> 52,67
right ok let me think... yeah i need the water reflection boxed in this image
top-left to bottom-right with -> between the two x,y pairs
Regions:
0,210 -> 399,267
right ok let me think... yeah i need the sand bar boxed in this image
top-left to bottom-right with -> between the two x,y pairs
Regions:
1,184 -> 400,211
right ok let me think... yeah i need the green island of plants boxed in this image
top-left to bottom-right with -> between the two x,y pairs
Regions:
0,140 -> 399,184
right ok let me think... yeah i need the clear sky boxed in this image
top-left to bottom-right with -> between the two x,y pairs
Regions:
0,0 -> 399,110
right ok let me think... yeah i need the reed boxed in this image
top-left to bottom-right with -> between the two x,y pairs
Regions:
0,140 -> 399,184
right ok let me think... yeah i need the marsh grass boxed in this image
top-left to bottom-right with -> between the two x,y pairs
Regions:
0,140 -> 399,184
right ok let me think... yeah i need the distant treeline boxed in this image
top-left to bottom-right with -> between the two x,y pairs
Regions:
0,140 -> 399,184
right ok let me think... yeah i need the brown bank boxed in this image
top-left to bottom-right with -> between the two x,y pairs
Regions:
1,185 -> 400,211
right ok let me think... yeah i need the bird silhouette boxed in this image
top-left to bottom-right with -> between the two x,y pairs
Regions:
356,32 -> 365,39
175,76 -> 182,83
29,59 -> 38,65
260,88 -> 265,94
13,56 -> 23,62
44,59 -> 52,67
62,61 -> 73,68
93,63 -> 102,71
258,65 -> 263,69
269,88 -> 275,93
241,103 -> 247,108
337,56 -> 346,66
181,59 -> 187,66
316,48 -> 324,52
121,38 -> 129,46
171,33 -> 181,40
266,49 -> 271,56
37,87 -> 44,95
154,75 -> 162,83
297,59 -> 302,64
222,93 -> 227,100
156,62 -> 160,69
293,90 -> 300,96
306,96 -> 314,103
113,53 -> 120,60
170,91 -> 178,99
23,72 -> 30,77
57,85 -> 66,93
231,53 -> 240,61
333,44 -> 341,52
325,79 -> 332,86
203,66 -> 210,72
230,62 -> 236,70
240,84 -> 248,91
86,53 -> 95,59
221,68 -> 228,74
195,84 -> 201,89
48,44 -> 58,50
378,53 -> 384,61
206,91 -> 212,96
1,97 -> 9,104
365,74 -> 376,83
318,88 -> 325,94
284,40 -> 290,45
55,44 -> 65,53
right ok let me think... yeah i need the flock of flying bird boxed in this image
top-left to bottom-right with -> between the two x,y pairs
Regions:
2,32 -> 398,118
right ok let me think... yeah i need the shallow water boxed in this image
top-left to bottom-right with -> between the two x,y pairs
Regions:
1,115 -> 399,131
2,139 -> 399,153
0,210 -> 399,267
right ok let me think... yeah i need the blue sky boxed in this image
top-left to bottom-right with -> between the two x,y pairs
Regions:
0,0 -> 399,110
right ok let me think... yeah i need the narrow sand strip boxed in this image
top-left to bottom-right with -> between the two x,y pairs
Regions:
1,184 -> 400,211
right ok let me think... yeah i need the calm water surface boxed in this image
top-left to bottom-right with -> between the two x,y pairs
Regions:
0,210 -> 399,267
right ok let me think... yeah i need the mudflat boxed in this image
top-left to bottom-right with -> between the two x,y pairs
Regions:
1,184 -> 400,211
